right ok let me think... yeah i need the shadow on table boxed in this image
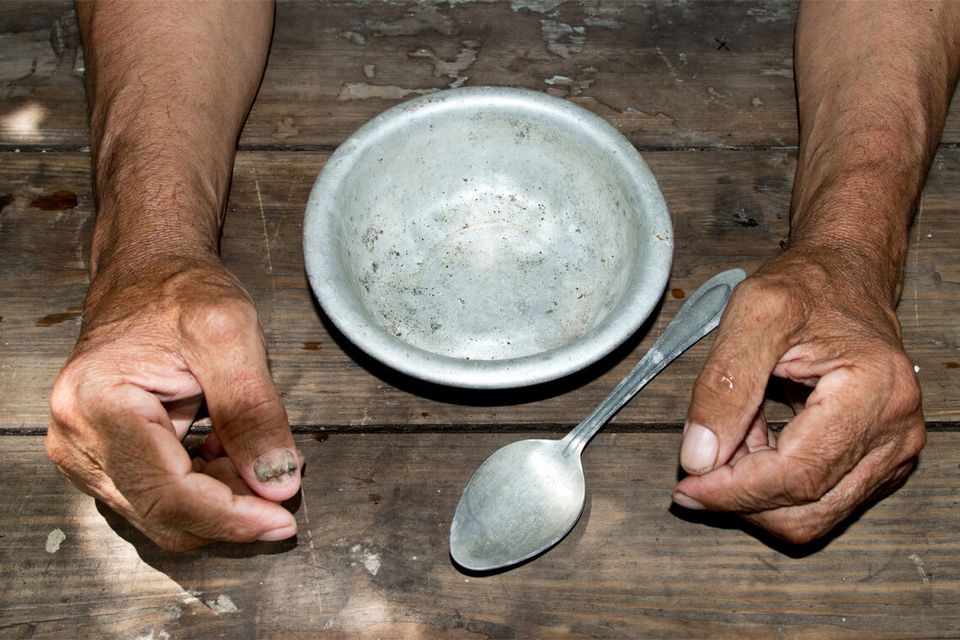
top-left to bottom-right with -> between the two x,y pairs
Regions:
95,491 -> 302,562
668,460 -> 920,558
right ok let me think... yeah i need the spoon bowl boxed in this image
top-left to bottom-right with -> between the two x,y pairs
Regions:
449,439 -> 585,570
450,268 -> 746,571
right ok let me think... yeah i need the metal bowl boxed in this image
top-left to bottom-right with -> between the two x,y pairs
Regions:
304,87 -> 672,389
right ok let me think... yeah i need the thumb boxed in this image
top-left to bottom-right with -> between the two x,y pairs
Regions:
182,303 -> 303,502
681,280 -> 794,474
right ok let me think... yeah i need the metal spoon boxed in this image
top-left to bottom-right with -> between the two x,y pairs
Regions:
449,268 -> 746,571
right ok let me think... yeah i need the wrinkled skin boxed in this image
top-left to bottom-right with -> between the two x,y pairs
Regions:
46,255 -> 304,551
674,249 -> 925,544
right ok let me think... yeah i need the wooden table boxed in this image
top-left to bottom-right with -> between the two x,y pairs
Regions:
2,1 -> 959,637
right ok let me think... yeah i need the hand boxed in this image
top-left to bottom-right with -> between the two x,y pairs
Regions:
46,254 -> 303,551
673,250 -> 925,544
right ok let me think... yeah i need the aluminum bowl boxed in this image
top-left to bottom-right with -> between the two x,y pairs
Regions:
304,87 -> 672,389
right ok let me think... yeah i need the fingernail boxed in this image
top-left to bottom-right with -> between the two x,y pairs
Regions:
253,448 -> 299,485
672,491 -> 705,510
680,422 -> 718,473
258,524 -> 297,542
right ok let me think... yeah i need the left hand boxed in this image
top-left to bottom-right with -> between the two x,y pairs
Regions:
672,250 -> 925,544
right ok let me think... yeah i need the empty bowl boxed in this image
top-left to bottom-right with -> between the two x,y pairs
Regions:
304,87 -> 672,389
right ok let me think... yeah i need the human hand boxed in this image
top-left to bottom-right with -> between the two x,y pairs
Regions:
672,250 -> 925,544
46,254 -> 303,550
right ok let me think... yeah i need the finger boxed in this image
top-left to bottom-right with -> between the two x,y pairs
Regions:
675,390 -> 861,512
729,412 -> 770,465
163,393 -> 204,439
180,302 -> 303,502
744,411 -> 771,453
95,384 -> 298,545
201,430 -> 226,461
740,455 -> 915,545
193,456 -> 255,496
682,278 -> 797,474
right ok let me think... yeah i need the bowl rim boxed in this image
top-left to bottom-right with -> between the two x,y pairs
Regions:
303,86 -> 673,389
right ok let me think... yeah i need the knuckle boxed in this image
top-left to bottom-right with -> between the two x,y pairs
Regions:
730,276 -> 796,323
760,511 -> 830,545
49,370 -> 80,431
780,520 -> 827,545
780,460 -> 829,504
884,351 -> 922,416
181,298 -> 259,346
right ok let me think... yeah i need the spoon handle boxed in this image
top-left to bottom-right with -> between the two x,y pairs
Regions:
560,268 -> 747,458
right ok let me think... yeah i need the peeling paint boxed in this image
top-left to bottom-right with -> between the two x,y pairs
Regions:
584,5 -> 624,29
509,0 -> 564,12
45,528 -> 66,553
204,594 -> 239,615
367,5 -> 457,37
349,544 -> 382,576
340,30 -> 367,45
337,82 -> 434,101
540,20 -> 586,59
409,40 -> 479,88
543,69 -> 595,98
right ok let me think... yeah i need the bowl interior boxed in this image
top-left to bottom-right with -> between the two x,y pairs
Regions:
326,95 -> 655,361
305,88 -> 672,387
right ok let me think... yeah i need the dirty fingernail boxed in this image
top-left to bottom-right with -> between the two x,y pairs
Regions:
672,491 -> 705,510
259,524 -> 297,542
253,448 -> 299,485
680,422 -> 718,473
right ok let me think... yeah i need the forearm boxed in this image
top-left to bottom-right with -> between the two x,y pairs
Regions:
789,0 -> 960,305
76,0 -> 274,280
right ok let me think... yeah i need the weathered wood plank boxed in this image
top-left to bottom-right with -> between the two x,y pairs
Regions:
3,0 -> 958,149
2,149 -> 958,429
0,432 -> 958,638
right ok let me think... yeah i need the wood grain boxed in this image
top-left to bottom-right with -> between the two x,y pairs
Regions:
1,432 -> 958,638
3,0 -> 958,150
2,149 -> 959,430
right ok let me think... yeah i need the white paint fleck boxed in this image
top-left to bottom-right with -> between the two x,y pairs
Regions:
926,233 -> 933,239
914,365 -> 921,373
678,52 -> 688,64
45,528 -> 66,553
751,96 -> 764,108
205,594 -> 239,615
363,553 -> 382,576
341,30 -> 367,45
349,544 -> 382,576
908,553 -> 931,586
510,0 -> 564,12
363,64 -> 376,79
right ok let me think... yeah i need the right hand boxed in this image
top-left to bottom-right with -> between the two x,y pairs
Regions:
46,254 -> 303,551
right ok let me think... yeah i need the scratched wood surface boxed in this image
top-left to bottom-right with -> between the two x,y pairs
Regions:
2,148 -> 959,431
3,1 -> 960,638
1,433 -> 958,639
3,0 -> 959,151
